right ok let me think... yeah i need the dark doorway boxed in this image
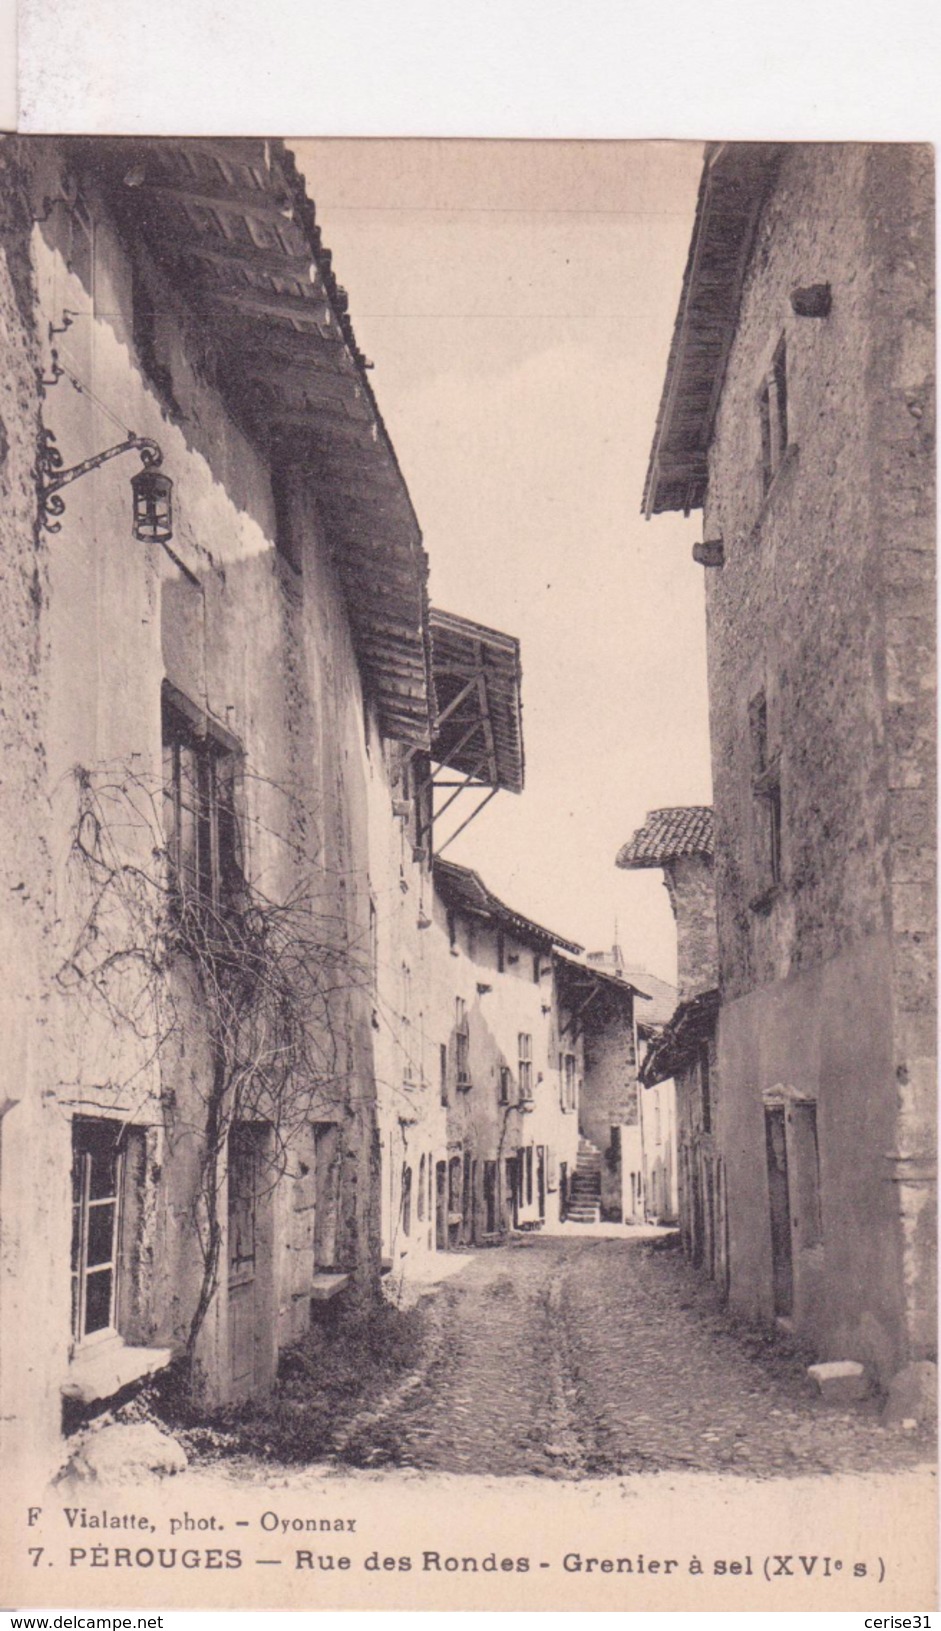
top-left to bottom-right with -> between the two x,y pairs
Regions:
536,1146 -> 546,1220
448,1156 -> 462,1249
504,1156 -> 518,1229
765,1106 -> 794,1316
435,1160 -> 448,1250
462,1152 -> 473,1244
483,1160 -> 498,1235
559,1160 -> 568,1221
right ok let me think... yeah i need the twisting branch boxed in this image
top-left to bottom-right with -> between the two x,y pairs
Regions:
59,761 -> 376,1376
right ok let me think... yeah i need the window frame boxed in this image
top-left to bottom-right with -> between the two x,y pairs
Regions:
758,334 -> 790,495
518,1032 -> 533,1102
560,1050 -> 578,1113
455,996 -> 471,1088
71,1119 -> 126,1350
162,686 -> 242,916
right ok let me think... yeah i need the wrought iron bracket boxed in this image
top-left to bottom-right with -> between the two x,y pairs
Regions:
38,429 -> 163,533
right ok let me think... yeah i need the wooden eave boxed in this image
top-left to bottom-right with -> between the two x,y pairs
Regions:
429,609 -> 525,795
642,143 -> 783,518
76,136 -> 433,748
553,949 -> 649,1017
639,988 -> 719,1086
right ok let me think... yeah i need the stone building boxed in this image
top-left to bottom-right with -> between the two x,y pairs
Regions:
619,807 -> 720,1268
420,861 -> 649,1240
641,143 -> 936,1382
429,860 -> 584,1240
625,964 -> 679,1225
555,949 -> 651,1223
370,611 -> 526,1281
0,136 -> 440,1469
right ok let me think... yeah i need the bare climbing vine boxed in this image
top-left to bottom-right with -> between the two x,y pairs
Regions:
58,761 -> 375,1375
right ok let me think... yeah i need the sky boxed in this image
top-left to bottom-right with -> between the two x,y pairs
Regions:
294,140 -> 712,985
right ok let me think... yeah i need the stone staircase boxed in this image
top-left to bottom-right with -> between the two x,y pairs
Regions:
567,1137 -> 602,1223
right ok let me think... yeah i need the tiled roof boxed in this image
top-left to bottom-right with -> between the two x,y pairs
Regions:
434,859 -> 582,954
553,948 -> 650,1003
616,807 -> 714,869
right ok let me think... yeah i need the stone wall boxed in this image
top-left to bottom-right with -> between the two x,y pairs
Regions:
581,1006 -> 639,1218
662,854 -> 718,1000
700,143 -> 935,1376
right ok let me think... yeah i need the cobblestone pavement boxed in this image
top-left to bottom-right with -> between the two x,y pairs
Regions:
340,1234 -> 933,1480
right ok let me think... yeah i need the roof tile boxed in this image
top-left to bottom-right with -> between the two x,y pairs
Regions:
616,806 -> 714,869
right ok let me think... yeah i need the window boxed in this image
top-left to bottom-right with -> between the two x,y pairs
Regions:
560,1051 -> 578,1113
447,909 -> 457,952
532,953 -> 541,984
439,1041 -> 449,1107
497,930 -> 505,973
162,690 -> 241,912
417,1155 -> 426,1221
759,336 -> 789,493
525,1146 -> 534,1206
70,1119 -> 145,1347
455,998 -> 471,1087
498,1065 -> 512,1106
518,1033 -> 533,1102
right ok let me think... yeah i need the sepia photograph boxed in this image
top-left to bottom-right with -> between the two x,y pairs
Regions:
0,126 -> 936,1612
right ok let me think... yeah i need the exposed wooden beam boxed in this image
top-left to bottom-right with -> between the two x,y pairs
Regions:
432,674 -> 480,734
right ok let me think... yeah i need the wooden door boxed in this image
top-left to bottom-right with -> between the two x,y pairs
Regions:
228,1124 -> 263,1399
765,1107 -> 794,1316
435,1161 -> 448,1249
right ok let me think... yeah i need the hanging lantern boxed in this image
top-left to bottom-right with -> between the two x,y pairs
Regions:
131,463 -> 174,544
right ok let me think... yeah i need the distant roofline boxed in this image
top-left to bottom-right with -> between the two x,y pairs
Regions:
433,857 -> 582,955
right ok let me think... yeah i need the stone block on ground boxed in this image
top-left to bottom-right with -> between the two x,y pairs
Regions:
882,1361 -> 938,1427
62,1422 -> 188,1483
806,1361 -> 869,1402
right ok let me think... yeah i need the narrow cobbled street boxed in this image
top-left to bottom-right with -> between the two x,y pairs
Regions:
338,1233 -> 931,1480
